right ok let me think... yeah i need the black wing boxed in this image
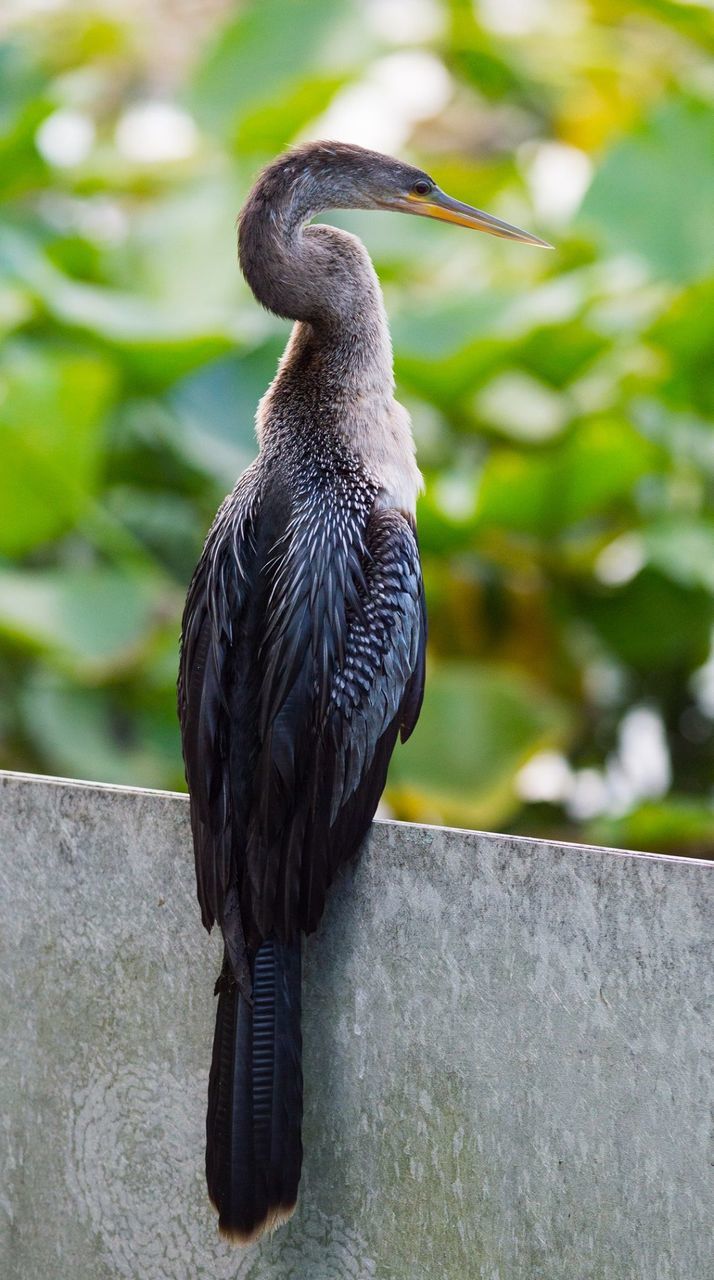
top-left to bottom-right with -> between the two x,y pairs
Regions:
178,466 -> 261,987
180,460 -> 425,968
246,503 -> 426,940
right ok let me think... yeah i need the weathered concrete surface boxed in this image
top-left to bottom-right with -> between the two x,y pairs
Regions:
0,770 -> 711,1280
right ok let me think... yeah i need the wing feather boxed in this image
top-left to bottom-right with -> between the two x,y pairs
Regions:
248,497 -> 425,940
178,467 -> 260,986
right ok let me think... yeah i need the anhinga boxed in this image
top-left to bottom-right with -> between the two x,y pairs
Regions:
178,140 -> 548,1245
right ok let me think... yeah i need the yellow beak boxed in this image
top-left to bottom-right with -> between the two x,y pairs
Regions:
401,188 -> 552,248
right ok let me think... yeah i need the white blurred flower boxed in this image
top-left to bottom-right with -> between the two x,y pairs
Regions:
315,85 -> 409,152
434,470 -> 479,520
595,534 -> 645,586
478,0 -> 582,37
583,659 -> 626,708
616,706 -> 671,801
371,51 -> 452,121
517,751 -> 573,803
115,102 -> 198,164
476,371 -> 567,441
36,109 -> 95,168
691,635 -> 714,717
313,51 -> 451,152
565,707 -> 671,821
519,707 -> 670,820
366,0 -> 445,43
567,768 -> 609,820
522,142 -> 593,225
478,0 -> 550,36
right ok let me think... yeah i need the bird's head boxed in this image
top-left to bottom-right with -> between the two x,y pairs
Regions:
288,140 -> 551,249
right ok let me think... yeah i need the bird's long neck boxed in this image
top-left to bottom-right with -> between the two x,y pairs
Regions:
238,165 -> 421,513
238,175 -> 393,407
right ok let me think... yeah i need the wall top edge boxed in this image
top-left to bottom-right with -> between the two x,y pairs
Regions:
1,768 -> 711,870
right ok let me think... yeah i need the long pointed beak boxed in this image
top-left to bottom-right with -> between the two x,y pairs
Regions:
401,188 -> 552,248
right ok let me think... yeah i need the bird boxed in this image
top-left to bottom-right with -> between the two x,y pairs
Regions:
177,140 -> 548,1246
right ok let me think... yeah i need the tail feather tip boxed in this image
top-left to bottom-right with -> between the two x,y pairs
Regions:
218,1200 -> 298,1247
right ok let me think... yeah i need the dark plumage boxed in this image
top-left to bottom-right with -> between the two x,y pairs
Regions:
178,139 -> 546,1245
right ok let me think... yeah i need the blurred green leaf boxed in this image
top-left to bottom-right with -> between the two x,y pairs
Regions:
0,39 -> 53,198
0,282 -> 34,336
188,0 -> 346,139
393,294 -> 513,404
0,568 -> 178,677
586,797 -> 714,859
235,75 -> 347,156
581,99 -> 714,281
21,672 -> 182,788
643,519 -> 714,593
475,417 -> 659,535
446,4 -> 533,103
388,661 -> 571,827
0,343 -> 115,554
517,321 -> 608,388
578,568 -> 713,672
103,487 -> 205,578
633,398 -> 714,476
649,278 -> 714,414
169,347 -> 276,482
393,295 -> 510,361
616,0 -> 714,56
0,227 -> 242,385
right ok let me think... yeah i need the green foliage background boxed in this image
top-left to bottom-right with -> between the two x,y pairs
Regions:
1,0 -> 714,854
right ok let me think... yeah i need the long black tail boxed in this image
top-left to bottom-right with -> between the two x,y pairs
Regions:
206,937 -> 303,1243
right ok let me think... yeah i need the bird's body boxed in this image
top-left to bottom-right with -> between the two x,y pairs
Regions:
178,141 -> 547,1245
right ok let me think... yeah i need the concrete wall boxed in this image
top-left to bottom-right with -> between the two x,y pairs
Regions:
0,769 -> 711,1280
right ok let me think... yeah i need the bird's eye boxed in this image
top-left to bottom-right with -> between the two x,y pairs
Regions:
412,179 -> 432,196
